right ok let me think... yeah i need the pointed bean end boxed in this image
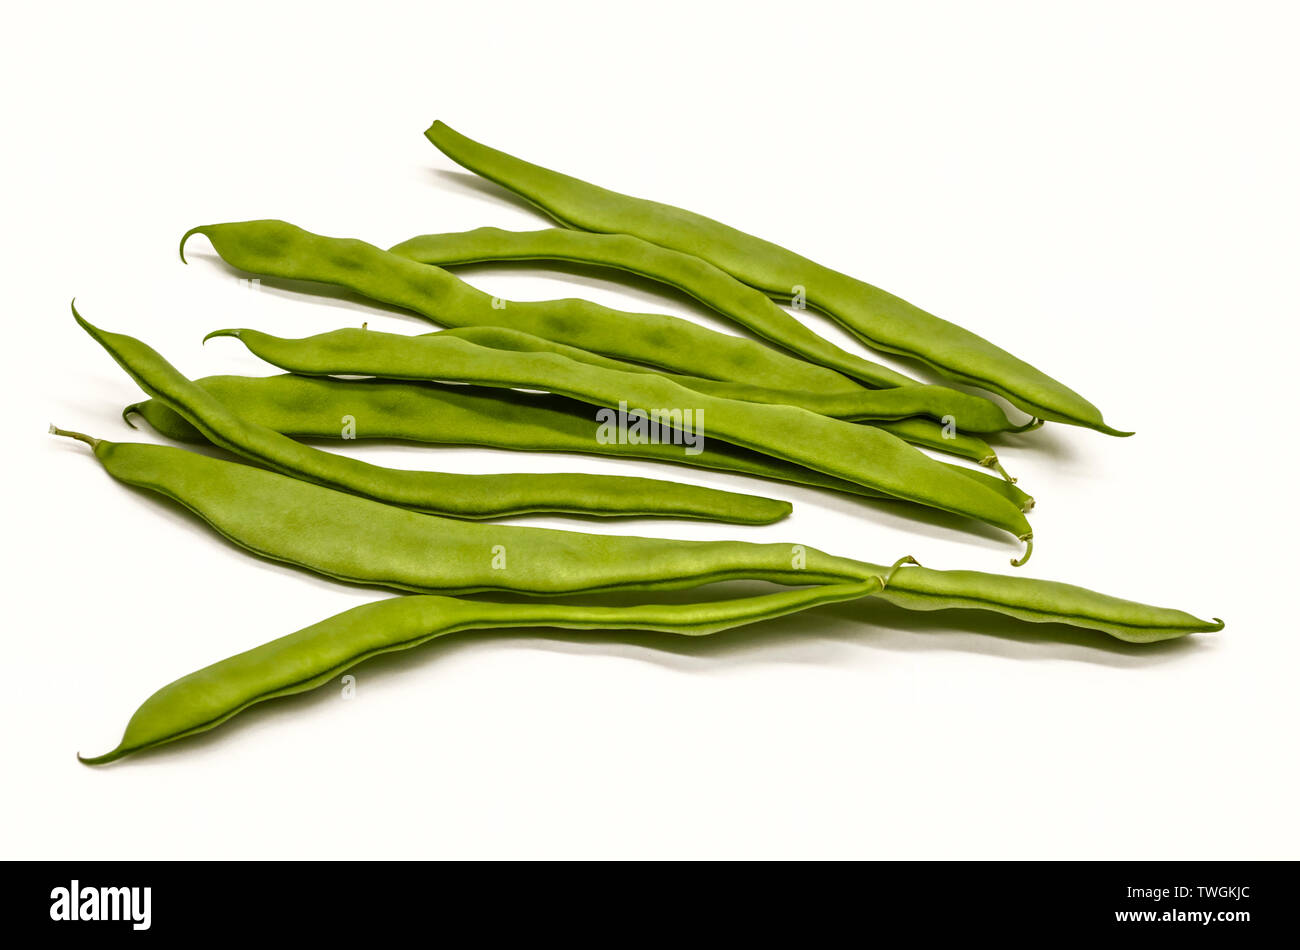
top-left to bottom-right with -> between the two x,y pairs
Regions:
1010,535 -> 1034,568
202,328 -> 241,345
77,748 -> 122,767
179,226 -> 206,264
1096,422 -> 1136,437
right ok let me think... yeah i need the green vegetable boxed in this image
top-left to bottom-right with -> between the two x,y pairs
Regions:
52,429 -> 1218,644
73,305 -> 789,524
205,323 -> 1037,561
425,121 -> 1128,436
182,219 -> 1013,433
79,573 -> 906,764
123,372 -> 1033,511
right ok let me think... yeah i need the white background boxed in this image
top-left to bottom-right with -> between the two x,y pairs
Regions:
4,1 -> 1296,859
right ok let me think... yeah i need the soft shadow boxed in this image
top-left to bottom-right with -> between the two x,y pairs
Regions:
429,168 -> 549,219
987,419 -> 1082,465
184,246 -> 425,326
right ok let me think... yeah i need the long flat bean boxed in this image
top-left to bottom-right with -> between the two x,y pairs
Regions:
182,219 -> 1014,433
72,306 -> 790,524
79,576 -> 897,764
204,324 -> 1037,560
425,121 -> 1129,436
52,429 -> 1221,643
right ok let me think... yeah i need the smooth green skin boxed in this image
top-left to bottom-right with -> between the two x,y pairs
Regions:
390,226 -> 922,391
182,220 -> 1013,433
125,374 -> 1034,512
54,432 -> 1221,644
426,121 -> 1130,436
80,578 -> 892,764
72,307 -> 789,525
207,325 -> 1036,560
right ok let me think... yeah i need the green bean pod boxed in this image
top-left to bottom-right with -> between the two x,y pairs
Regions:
52,430 -> 1221,643
389,225 -> 921,391
71,306 -> 790,525
204,324 -> 1036,560
50,431 -> 872,593
181,219 -> 1014,434
79,576 -> 896,764
123,374 -> 1034,511
425,121 -> 1128,436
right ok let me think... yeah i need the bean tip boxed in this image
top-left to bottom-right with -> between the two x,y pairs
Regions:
202,328 -> 240,345
179,226 -> 204,264
1096,422 -> 1136,437
1010,535 -> 1034,567
77,750 -> 118,767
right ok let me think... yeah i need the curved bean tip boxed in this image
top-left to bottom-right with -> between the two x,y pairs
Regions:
1210,618 -> 1225,631
179,226 -> 206,264
69,298 -> 97,336
77,749 -> 120,767
121,405 -> 141,429
202,328 -> 241,345
1010,535 -> 1034,568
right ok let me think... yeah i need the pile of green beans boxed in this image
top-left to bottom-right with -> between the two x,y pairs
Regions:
425,121 -> 1130,436
181,220 -> 1015,434
391,226 -> 923,391
123,373 -> 1035,511
202,323 -> 1037,561
73,305 -> 789,525
50,117 -> 1223,765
